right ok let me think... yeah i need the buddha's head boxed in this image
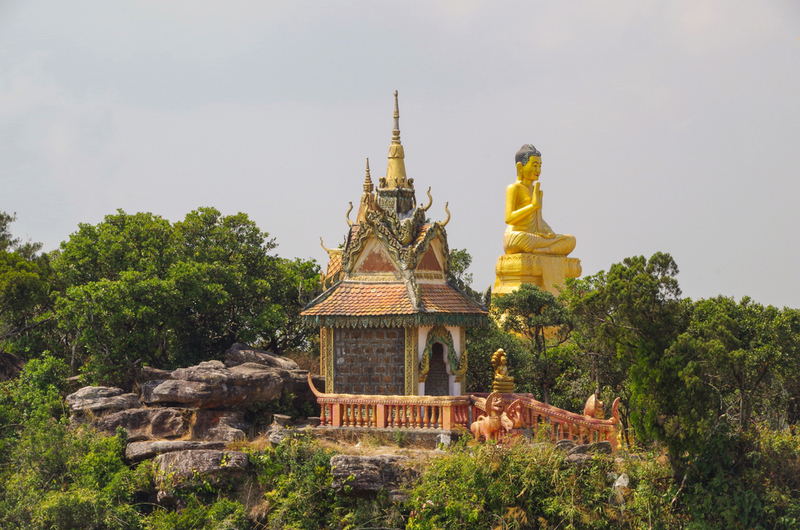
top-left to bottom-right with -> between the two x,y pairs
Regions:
515,144 -> 542,182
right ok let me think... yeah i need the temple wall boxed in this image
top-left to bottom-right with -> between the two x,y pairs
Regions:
333,327 -> 405,395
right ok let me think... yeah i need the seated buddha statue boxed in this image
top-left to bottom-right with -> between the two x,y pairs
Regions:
491,349 -> 515,393
503,144 -> 576,256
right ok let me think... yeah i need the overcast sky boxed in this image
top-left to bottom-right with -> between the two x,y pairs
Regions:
2,1 -> 799,308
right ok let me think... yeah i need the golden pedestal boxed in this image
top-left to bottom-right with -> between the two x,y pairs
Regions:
492,379 -> 515,393
493,253 -> 582,298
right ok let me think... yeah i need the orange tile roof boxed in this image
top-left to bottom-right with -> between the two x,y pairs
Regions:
325,254 -> 342,278
420,284 -> 486,313
301,281 -> 486,317
302,283 -> 414,316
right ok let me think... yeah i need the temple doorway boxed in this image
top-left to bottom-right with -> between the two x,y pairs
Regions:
425,342 -> 449,396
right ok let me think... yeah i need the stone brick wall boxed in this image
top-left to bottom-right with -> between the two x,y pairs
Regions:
333,327 -> 405,395
424,343 -> 449,396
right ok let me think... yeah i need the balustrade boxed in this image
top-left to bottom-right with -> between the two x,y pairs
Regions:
310,376 -> 618,451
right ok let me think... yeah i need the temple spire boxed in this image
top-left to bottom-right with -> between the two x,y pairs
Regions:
363,158 -> 373,193
392,90 -> 401,145
385,90 -> 410,189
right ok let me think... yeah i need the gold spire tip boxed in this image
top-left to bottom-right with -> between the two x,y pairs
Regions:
363,158 -> 373,192
392,90 -> 400,144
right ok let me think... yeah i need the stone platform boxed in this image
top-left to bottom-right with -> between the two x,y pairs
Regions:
493,253 -> 582,297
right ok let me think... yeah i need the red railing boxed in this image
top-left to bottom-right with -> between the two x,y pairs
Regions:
308,374 -> 470,430
307,375 -> 620,451
471,393 -> 620,451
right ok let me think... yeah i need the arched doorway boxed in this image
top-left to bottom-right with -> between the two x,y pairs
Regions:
424,342 -> 449,396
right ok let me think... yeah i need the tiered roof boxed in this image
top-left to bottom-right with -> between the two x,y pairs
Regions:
301,92 -> 488,329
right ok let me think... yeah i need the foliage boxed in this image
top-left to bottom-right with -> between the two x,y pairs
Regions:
491,284 -> 570,403
145,496 -> 249,530
408,439 -> 682,529
464,321 -> 527,393
448,248 -> 489,305
680,425 -> 800,529
245,434 -> 405,529
51,208 -> 319,386
675,296 -> 800,429
0,212 -> 54,356
563,253 -> 704,475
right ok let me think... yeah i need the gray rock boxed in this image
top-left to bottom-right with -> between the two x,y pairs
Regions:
140,366 -> 173,382
141,362 -> 285,408
304,417 -> 321,427
330,454 -> 416,493
155,450 -> 248,489
565,453 -> 594,466
563,441 -> 613,467
273,414 -> 292,427
555,439 -> 577,452
224,343 -> 299,370
66,386 -> 142,414
191,410 -> 248,442
266,426 -> 310,446
568,441 -> 612,456
126,440 -> 228,462
139,379 -> 214,405
95,407 -> 187,441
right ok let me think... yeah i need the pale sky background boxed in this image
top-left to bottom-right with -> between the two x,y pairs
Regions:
2,1 -> 799,308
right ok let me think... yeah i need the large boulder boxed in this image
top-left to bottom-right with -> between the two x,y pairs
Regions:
330,454 -> 416,494
95,407 -> 188,441
140,366 -> 173,382
190,410 -> 248,442
66,386 -> 142,415
224,343 -> 299,370
126,440 -> 227,462
563,441 -> 613,466
140,361 -> 285,409
155,450 -> 248,489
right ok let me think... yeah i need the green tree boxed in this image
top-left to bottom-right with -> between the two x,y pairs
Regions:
675,296 -> 800,429
0,212 -> 54,357
491,283 -> 569,404
53,208 -> 319,386
447,248 -> 489,305
564,253 -> 705,477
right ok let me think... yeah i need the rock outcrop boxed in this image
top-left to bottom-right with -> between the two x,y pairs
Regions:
126,440 -> 227,462
557,440 -> 613,466
155,449 -> 249,488
65,344 -> 324,506
95,407 -> 188,441
140,361 -> 286,409
330,454 -> 417,495
66,386 -> 142,415
224,342 -> 299,371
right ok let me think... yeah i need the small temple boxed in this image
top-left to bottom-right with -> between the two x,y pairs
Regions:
301,92 -> 488,397
301,95 -> 622,450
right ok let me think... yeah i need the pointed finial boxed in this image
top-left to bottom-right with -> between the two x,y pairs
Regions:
363,158 -> 373,193
392,90 -> 400,145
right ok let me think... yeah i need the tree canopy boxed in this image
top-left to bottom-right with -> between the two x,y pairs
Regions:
1,208 -> 319,387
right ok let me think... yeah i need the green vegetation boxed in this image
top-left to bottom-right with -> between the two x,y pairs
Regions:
2,212 -> 800,527
0,209 -> 319,386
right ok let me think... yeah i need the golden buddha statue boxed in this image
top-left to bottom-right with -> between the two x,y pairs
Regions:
492,144 -> 581,299
504,145 -> 575,256
491,348 -> 515,393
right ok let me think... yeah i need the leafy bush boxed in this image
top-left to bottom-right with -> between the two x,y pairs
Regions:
245,434 -> 406,529
146,496 -> 249,530
407,439 -> 682,530
681,425 -> 800,530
